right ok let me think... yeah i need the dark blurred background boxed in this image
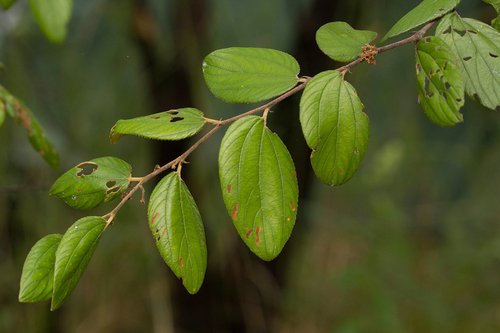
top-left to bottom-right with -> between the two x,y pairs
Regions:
1,0 -> 500,332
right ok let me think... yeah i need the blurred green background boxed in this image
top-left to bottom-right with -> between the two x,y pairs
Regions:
1,0 -> 500,332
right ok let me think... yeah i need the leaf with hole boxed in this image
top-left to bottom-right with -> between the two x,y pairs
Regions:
148,172 -> 207,294
416,36 -> 464,126
219,116 -> 298,261
28,0 -> 72,43
202,47 -> 300,103
19,234 -> 63,303
110,108 -> 206,144
300,71 -> 369,186
49,157 -> 131,210
316,22 -> 377,62
51,217 -> 107,310
436,13 -> 500,110
380,0 -> 461,43
483,0 -> 500,31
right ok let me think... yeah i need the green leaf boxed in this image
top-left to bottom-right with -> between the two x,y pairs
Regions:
19,234 -> 63,303
219,116 -> 298,261
148,172 -> 207,294
49,157 -> 131,210
416,36 -> 464,126
483,0 -> 500,31
0,0 -> 17,10
28,0 -> 73,43
51,217 -> 107,310
436,13 -> 500,110
316,22 -> 377,62
110,108 -> 205,144
300,71 -> 369,186
380,0 -> 461,43
0,107 -> 5,129
202,47 -> 300,103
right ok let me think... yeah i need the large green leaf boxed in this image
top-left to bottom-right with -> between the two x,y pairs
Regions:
436,14 -> 500,110
202,47 -> 300,103
0,0 -> 17,10
110,108 -> 205,144
19,234 -> 63,303
52,216 -> 107,310
148,172 -> 207,294
416,36 -> 464,126
483,0 -> 500,31
316,22 -> 377,62
28,0 -> 73,43
50,157 -> 131,210
380,0 -> 461,43
219,116 -> 298,261
300,71 -> 369,186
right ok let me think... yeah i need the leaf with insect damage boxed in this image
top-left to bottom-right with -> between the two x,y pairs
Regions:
28,0 -> 72,43
219,116 -> 298,261
300,71 -> 369,186
483,0 -> 500,31
416,36 -> 464,126
436,13 -> 500,110
51,216 -> 107,310
110,108 -> 206,144
49,157 -> 131,210
148,172 -> 207,294
202,47 -> 300,103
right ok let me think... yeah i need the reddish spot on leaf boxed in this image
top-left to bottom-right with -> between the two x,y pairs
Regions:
151,212 -> 159,225
232,203 -> 238,220
246,229 -> 253,239
287,217 -> 290,221
361,142 -> 365,145
77,189 -> 82,192
270,215 -> 273,218
292,172 -> 296,179
255,226 -> 262,246
179,258 -> 183,268
162,228 -> 166,235
227,184 -> 232,194
339,169 -> 343,174
290,201 -> 296,211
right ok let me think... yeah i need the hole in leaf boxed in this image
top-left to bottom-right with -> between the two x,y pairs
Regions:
456,98 -> 462,103
442,92 -> 448,101
150,116 -> 161,119
453,29 -> 467,37
444,81 -> 451,90
76,162 -> 98,177
442,26 -> 452,35
106,180 -> 116,188
423,77 -> 434,98
490,53 -> 499,58
166,110 -> 179,115
463,56 -> 472,61
170,116 -> 184,123
424,37 -> 431,43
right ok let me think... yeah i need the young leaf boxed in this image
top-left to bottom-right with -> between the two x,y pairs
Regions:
110,108 -> 205,144
483,0 -> 500,31
19,234 -> 63,303
28,0 -> 73,43
49,157 -> 131,210
51,217 -> 107,310
0,0 -> 17,10
416,36 -> 464,126
148,172 -> 207,294
380,0 -> 461,43
219,116 -> 298,261
436,13 -> 500,110
202,47 -> 300,103
300,71 -> 369,186
316,22 -> 377,62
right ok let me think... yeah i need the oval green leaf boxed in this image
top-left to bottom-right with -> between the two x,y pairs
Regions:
28,0 -> 72,43
380,0 -> 461,43
316,22 -> 377,62
148,172 -> 207,294
416,36 -> 464,126
202,47 -> 300,103
110,108 -> 206,144
19,234 -> 63,303
49,157 -> 131,210
300,71 -> 369,186
52,216 -> 107,310
219,116 -> 298,261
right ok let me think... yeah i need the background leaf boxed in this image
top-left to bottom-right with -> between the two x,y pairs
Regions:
0,107 -> 4,128
202,47 -> 300,103
49,157 -> 131,210
316,22 -> 377,62
19,234 -> 63,303
28,0 -> 73,43
300,71 -> 369,186
219,116 -> 298,261
0,0 -> 17,10
110,108 -> 205,144
415,36 -> 464,126
148,172 -> 207,294
483,0 -> 500,31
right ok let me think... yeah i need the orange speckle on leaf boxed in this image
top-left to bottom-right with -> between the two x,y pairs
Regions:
339,169 -> 343,174
151,212 -> 159,225
270,215 -> 273,218
179,258 -> 183,267
292,172 -> 296,179
232,203 -> 238,220
255,226 -> 262,246
162,228 -> 166,235
290,201 -> 296,211
77,189 -> 82,192
227,184 -> 232,194
246,229 -> 253,239
287,217 -> 290,221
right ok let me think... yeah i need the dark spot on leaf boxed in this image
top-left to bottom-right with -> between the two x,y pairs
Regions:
442,92 -> 448,101
170,116 -> 184,123
156,236 -> 160,241
354,147 -> 359,154
444,82 -> 451,90
490,53 -> 499,58
246,229 -> 253,239
227,184 -> 231,194
439,7 -> 444,11
255,226 -> 262,246
154,229 -> 159,234
151,212 -> 159,225
290,201 -> 296,211
76,162 -> 98,177
179,258 -> 183,268
232,203 -> 238,220
455,98 -> 462,103
463,56 -> 472,61
150,116 -> 161,119
166,110 -> 179,115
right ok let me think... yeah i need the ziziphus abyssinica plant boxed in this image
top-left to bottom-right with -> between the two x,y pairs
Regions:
16,0 -> 500,310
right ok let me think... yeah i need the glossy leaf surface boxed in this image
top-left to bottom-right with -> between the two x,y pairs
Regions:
202,47 -> 300,103
219,116 -> 298,261
300,71 -> 369,186
148,173 -> 207,294
28,0 -> 72,43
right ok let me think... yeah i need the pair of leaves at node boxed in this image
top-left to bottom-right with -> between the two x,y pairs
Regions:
19,216 -> 107,310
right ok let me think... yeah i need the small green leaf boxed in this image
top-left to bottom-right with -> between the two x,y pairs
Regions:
49,157 -> 131,210
483,0 -> 500,31
380,0 -> 461,43
436,13 -> 500,110
219,116 -> 298,261
148,172 -> 207,294
28,0 -> 73,43
202,47 -> 300,103
0,107 -> 5,129
110,108 -> 205,144
416,36 -> 464,126
51,217 -> 107,310
19,234 -> 63,303
316,22 -> 377,62
300,71 -> 369,186
0,0 -> 17,10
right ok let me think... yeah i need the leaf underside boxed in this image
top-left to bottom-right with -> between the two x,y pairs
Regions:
28,0 -> 73,43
